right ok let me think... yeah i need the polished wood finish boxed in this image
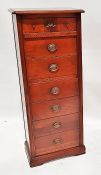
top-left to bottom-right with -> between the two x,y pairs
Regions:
22,17 -> 77,33
34,130 -> 79,155
24,37 -> 77,57
9,8 -> 85,14
29,77 -> 79,102
23,31 -> 77,39
25,141 -> 85,167
33,113 -> 79,137
10,8 -> 85,167
25,55 -> 77,80
31,96 -> 79,120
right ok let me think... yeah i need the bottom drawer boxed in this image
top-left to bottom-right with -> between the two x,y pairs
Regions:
34,130 -> 79,156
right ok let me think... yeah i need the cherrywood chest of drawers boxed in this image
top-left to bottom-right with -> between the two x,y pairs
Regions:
10,8 -> 86,167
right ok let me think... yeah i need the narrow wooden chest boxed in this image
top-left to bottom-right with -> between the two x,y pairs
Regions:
9,8 -> 86,167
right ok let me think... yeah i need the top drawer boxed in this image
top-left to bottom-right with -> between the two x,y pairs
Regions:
22,17 -> 77,34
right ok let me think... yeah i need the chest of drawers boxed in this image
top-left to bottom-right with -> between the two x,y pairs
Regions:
10,8 -> 86,167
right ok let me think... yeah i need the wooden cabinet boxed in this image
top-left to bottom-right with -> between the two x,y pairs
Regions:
9,8 -> 86,167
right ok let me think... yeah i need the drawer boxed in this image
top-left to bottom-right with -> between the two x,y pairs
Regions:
33,113 -> 79,137
31,96 -> 79,120
34,130 -> 79,155
29,77 -> 79,102
25,55 -> 77,80
22,17 -> 77,34
24,37 -> 77,58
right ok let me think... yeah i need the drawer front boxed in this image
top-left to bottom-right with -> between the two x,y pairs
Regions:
34,130 -> 79,155
29,77 -> 79,102
24,37 -> 77,58
31,96 -> 79,120
33,113 -> 79,137
25,55 -> 77,80
22,17 -> 77,34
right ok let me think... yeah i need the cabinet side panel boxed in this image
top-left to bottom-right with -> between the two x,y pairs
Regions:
76,13 -> 84,145
12,14 -> 31,149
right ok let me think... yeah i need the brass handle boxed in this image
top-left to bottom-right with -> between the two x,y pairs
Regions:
49,63 -> 58,72
53,122 -> 62,129
51,104 -> 61,113
46,23 -> 56,28
50,87 -> 60,95
53,138 -> 63,144
48,43 -> 57,52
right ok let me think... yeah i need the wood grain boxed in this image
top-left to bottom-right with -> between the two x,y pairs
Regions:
25,55 -> 78,80
22,17 -> 77,34
34,130 -> 79,156
23,31 -> 77,39
33,113 -> 79,137
31,96 -> 79,120
9,8 -> 85,15
24,37 -> 77,58
29,77 -> 79,102
10,9 -> 85,167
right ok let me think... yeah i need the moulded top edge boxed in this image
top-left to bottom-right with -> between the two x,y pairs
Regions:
9,8 -> 85,15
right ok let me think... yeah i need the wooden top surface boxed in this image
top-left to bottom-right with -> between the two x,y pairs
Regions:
9,8 -> 85,14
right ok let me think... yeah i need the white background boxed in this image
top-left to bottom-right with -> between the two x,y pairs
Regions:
0,0 -> 101,174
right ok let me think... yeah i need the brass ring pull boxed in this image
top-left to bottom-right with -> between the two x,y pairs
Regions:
48,43 -> 57,52
53,138 -> 63,144
50,87 -> 60,95
49,63 -> 58,72
50,104 -> 61,113
53,122 -> 62,129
